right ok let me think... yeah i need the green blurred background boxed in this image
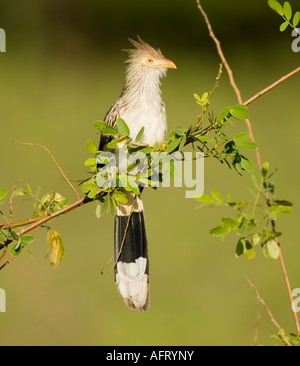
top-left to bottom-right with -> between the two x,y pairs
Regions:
0,0 -> 299,346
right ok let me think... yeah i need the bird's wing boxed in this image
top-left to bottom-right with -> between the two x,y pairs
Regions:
98,100 -> 121,151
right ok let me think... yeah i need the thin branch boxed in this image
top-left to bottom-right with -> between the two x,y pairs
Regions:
196,0 -> 259,163
0,255 -> 15,271
192,67 -> 300,140
208,63 -> 223,104
11,140 -> 81,200
278,245 -> 300,333
247,277 -> 292,346
0,210 -> 10,228
244,67 -> 300,106
0,195 -> 92,253
196,0 -> 300,335
0,216 -> 47,231
196,0 -> 242,102
251,287 -> 261,346
0,245 -> 7,263
194,63 -> 223,128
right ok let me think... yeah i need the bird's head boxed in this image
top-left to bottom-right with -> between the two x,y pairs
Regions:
124,36 -> 176,75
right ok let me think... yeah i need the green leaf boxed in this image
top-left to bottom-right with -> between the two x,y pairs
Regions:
269,205 -> 292,217
94,120 -> 107,130
167,130 -> 176,139
95,204 -> 101,219
268,0 -> 284,15
220,217 -> 237,229
238,141 -> 258,150
195,194 -> 215,203
11,240 -> 22,256
193,93 -> 201,102
84,158 -> 96,166
108,195 -> 115,216
139,145 -> 152,154
127,176 -> 139,194
20,235 -> 35,245
235,239 -> 245,257
219,106 -> 231,121
229,105 -> 250,120
178,134 -> 187,151
0,188 -> 8,201
135,127 -> 145,142
196,135 -> 213,143
264,239 -> 280,259
26,248 -> 36,260
14,188 -> 26,196
202,92 -> 208,102
118,174 -> 128,189
102,195 -> 109,216
114,190 -> 128,205
94,121 -> 118,135
280,20 -> 289,31
106,139 -> 119,149
283,1 -> 292,20
117,118 -> 130,136
210,225 -> 231,236
261,161 -> 269,179
211,190 -> 223,203
274,199 -> 293,206
227,192 -> 234,203
175,126 -> 186,136
10,230 -> 19,241
26,183 -> 32,194
241,157 -> 253,172
252,233 -> 261,246
234,132 -> 250,141
245,240 -> 255,259
86,139 -> 97,154
58,235 -> 65,261
165,138 -> 180,153
82,182 -> 98,198
87,187 -> 98,199
293,11 -> 300,26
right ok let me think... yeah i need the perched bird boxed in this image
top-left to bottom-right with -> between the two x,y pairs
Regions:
99,37 -> 176,311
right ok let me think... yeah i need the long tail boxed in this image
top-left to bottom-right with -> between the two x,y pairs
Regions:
114,191 -> 150,311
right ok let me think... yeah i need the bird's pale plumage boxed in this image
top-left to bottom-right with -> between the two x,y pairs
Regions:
99,37 -> 176,310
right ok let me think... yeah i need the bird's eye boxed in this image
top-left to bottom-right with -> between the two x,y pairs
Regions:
147,58 -> 153,63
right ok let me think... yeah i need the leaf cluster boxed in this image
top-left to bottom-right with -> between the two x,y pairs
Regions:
268,0 -> 300,33
196,161 -> 292,260
0,184 -> 68,265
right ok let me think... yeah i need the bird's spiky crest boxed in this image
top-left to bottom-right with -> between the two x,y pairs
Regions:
124,36 -> 165,63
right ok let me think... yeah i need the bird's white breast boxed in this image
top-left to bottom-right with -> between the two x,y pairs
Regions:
120,103 -> 166,146
119,69 -> 167,146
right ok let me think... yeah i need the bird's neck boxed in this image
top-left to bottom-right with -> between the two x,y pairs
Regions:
122,67 -> 166,107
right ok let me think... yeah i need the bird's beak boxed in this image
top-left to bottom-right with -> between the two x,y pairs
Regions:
158,58 -> 177,69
